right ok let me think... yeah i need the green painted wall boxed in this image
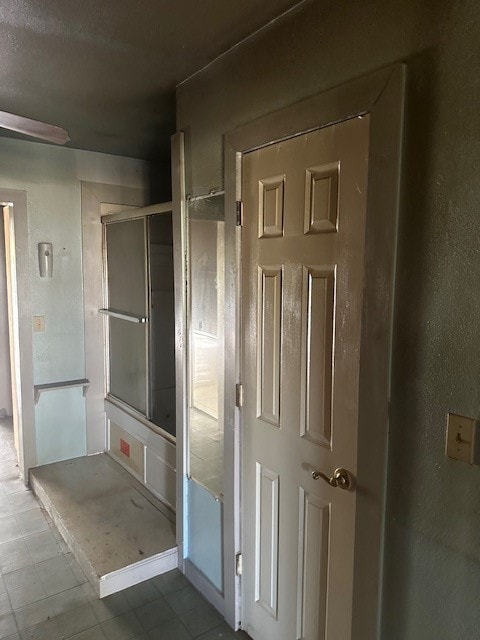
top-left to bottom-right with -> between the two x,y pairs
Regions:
0,137 -> 148,466
177,1 -> 480,637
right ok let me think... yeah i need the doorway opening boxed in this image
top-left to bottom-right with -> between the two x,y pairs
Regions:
0,199 -> 33,480
0,208 -> 14,463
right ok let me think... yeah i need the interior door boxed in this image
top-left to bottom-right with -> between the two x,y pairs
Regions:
241,115 -> 370,640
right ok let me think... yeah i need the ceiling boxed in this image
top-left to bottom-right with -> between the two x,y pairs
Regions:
0,0 -> 301,160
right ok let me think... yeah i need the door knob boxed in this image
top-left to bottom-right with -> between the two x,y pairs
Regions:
311,467 -> 354,491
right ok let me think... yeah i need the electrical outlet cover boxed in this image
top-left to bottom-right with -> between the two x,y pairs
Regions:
32,315 -> 45,332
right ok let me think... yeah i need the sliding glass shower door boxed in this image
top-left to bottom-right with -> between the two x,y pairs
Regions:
105,217 -> 148,414
101,210 -> 176,438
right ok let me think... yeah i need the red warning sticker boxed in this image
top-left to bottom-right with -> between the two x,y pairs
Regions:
120,438 -> 130,458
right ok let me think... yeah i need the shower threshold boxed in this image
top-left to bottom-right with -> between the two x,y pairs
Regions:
30,453 -> 177,597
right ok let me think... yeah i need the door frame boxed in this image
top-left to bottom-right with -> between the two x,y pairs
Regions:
81,182 -> 146,456
171,134 -> 188,571
223,64 -> 405,636
0,191 -> 36,481
171,134 -> 227,613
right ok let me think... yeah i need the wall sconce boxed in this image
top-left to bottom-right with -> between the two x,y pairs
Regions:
38,242 -> 53,277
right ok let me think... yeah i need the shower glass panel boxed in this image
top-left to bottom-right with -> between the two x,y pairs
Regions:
109,317 -> 147,413
105,218 -> 148,413
149,213 -> 176,436
103,210 -> 176,438
187,193 -> 225,499
106,218 -> 146,316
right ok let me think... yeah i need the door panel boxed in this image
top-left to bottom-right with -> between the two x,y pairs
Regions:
255,463 -> 279,618
296,488 -> 329,640
241,116 -> 370,640
300,266 -> 335,448
257,267 -> 282,426
259,176 -> 285,238
304,162 -> 339,234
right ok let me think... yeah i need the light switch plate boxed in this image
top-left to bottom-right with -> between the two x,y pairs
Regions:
446,413 -> 476,464
32,315 -> 45,332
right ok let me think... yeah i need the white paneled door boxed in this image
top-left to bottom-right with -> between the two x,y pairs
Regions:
241,116 -> 370,640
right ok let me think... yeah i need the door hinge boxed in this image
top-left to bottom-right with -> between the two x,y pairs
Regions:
235,383 -> 243,408
236,552 -> 243,576
236,200 -> 243,226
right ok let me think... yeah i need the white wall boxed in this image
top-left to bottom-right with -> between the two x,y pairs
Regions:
0,136 -> 148,465
0,214 -> 12,416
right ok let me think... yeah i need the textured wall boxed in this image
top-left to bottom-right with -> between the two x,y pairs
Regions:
0,136 -> 148,465
177,1 -> 480,637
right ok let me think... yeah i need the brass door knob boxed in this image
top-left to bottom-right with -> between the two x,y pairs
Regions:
311,467 -> 354,491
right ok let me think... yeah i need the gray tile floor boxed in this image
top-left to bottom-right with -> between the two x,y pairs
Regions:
0,418 -> 245,640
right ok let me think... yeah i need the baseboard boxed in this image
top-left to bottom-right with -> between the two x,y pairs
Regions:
99,547 -> 178,597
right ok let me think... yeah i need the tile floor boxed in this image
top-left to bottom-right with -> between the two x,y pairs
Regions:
0,418 -> 245,640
